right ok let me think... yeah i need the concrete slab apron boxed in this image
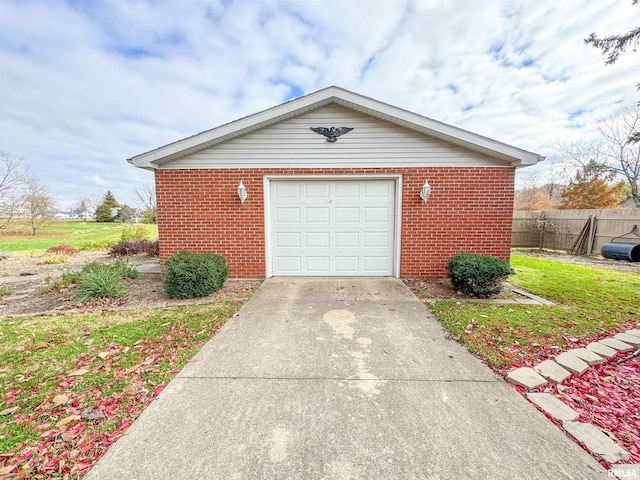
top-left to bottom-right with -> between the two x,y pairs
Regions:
86,278 -> 606,480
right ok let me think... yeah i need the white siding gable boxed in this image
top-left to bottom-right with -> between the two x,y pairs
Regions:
160,105 -> 509,169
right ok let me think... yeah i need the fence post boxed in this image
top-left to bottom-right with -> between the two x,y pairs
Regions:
538,211 -> 546,249
586,214 -> 597,255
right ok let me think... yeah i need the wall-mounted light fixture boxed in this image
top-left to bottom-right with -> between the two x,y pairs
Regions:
420,180 -> 431,203
237,181 -> 248,204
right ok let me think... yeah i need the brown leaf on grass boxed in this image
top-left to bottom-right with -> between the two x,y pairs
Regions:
97,351 -> 110,359
61,432 -> 75,442
123,364 -> 142,375
56,415 -> 81,427
68,368 -> 89,377
52,394 -> 69,405
0,406 -> 19,416
33,342 -> 49,350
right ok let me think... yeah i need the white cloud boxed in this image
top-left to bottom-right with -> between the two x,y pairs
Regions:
0,0 -> 637,209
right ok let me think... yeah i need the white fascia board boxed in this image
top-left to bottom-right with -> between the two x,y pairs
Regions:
128,86 -> 542,168
128,89 -> 339,168
331,92 -> 542,166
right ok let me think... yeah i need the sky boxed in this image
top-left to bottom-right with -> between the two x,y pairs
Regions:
0,0 -> 638,211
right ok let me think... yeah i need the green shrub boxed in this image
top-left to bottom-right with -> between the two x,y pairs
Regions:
121,224 -> 149,241
164,251 -> 228,299
446,252 -> 514,298
77,269 -> 123,303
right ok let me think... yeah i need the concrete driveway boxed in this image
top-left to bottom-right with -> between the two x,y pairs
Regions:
86,278 -> 606,480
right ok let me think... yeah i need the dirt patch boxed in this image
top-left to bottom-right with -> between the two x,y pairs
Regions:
0,251 -> 262,317
0,250 -> 114,277
513,248 -> 640,273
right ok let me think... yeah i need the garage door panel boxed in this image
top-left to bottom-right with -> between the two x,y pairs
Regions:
364,256 -> 389,272
276,232 -> 301,248
364,207 -> 390,223
305,182 -> 330,198
275,207 -> 301,224
275,182 -> 301,198
270,179 -> 395,276
334,182 -> 359,198
306,257 -> 330,272
335,232 -> 359,248
364,181 -> 391,198
277,257 -> 301,272
363,231 -> 389,247
306,232 -> 330,247
306,207 -> 330,223
335,257 -> 359,272
335,207 -> 359,223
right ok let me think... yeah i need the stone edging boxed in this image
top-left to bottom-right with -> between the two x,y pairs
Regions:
506,329 -> 640,466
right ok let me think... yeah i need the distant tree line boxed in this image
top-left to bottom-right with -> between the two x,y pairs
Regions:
515,106 -> 640,211
0,151 -> 157,235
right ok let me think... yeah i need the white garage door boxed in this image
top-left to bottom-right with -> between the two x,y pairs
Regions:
269,179 -> 396,276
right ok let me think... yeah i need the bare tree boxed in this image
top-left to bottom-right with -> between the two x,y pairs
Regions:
514,175 -> 555,211
0,152 -> 26,229
554,107 -> 640,204
135,183 -> 157,224
23,175 -> 53,235
74,194 -> 102,222
597,107 -> 640,203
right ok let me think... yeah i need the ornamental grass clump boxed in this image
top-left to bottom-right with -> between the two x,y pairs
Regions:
164,251 -> 228,299
74,260 -> 138,302
446,251 -> 514,298
76,268 -> 123,303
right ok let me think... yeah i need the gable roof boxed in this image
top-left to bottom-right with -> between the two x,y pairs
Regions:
128,86 -> 544,169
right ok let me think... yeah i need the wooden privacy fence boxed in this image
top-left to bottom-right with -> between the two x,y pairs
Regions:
512,208 -> 640,254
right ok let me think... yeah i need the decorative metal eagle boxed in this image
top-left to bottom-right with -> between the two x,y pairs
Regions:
310,126 -> 354,142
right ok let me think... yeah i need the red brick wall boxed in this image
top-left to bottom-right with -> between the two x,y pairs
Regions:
155,167 -> 514,279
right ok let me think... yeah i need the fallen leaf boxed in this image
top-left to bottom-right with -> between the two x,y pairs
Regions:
52,394 -> 69,405
33,342 -> 49,350
123,364 -> 141,375
56,415 -> 81,427
61,432 -> 74,442
0,406 -> 19,416
68,368 -> 89,377
97,351 -> 110,359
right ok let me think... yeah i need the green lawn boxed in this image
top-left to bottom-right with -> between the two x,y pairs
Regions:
0,220 -> 158,253
429,254 -> 640,370
0,302 -> 244,476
